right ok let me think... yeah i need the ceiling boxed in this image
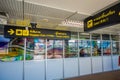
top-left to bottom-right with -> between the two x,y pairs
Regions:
0,0 -> 120,34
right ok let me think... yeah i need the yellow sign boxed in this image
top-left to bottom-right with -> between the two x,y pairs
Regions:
84,3 -> 120,31
87,19 -> 93,28
4,25 -> 71,39
9,19 -> 31,27
16,20 -> 30,27
87,10 -> 115,28
16,29 -> 29,36
23,30 -> 29,36
16,29 -> 23,36
8,29 -> 14,35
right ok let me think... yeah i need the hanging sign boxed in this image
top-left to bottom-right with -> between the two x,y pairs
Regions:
4,25 -> 71,40
84,3 -> 120,31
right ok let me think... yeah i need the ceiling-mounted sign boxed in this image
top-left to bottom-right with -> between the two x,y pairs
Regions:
84,3 -> 120,31
8,19 -> 31,27
4,25 -> 71,40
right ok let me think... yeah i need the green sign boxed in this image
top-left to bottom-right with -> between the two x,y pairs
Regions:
4,25 -> 71,40
84,3 -> 120,31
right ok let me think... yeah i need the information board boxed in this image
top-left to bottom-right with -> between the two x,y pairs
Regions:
4,25 -> 71,40
84,3 -> 120,31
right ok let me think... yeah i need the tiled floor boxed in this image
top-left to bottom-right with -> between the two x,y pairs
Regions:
64,70 -> 120,80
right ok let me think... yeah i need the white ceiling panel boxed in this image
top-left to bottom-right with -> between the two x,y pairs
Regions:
24,2 -> 74,20
0,0 -> 23,19
25,0 -> 118,15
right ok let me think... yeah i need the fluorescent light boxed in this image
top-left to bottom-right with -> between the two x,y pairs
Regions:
59,19 -> 83,27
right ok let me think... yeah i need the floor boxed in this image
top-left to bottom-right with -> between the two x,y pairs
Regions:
63,70 -> 120,80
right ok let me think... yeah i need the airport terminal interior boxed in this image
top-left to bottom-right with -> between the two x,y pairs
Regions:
0,0 -> 120,80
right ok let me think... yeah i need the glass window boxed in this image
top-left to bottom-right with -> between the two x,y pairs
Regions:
33,38 -> 45,60
71,32 -> 78,39
92,33 -> 101,40
79,33 -> 90,40
111,35 -> 119,41
78,40 -> 91,57
65,40 -> 78,58
102,34 -> 110,40
0,37 -> 24,62
47,40 -> 63,59
112,41 -> 119,55
92,40 -> 102,56
102,41 -> 111,56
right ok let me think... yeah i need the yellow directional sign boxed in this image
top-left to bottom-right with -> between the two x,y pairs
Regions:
16,29 -> 23,36
23,30 -> 29,36
4,25 -> 71,39
8,29 -> 14,35
84,3 -> 120,31
8,19 -> 31,27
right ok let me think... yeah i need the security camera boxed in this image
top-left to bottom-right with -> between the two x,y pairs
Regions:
30,22 -> 37,28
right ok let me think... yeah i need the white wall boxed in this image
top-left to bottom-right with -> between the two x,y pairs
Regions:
64,58 -> 79,78
0,61 -> 23,80
25,60 -> 45,80
92,56 -> 103,73
103,56 -> 112,71
79,57 -> 92,75
46,59 -> 63,80
0,55 -> 120,80
112,55 -> 119,70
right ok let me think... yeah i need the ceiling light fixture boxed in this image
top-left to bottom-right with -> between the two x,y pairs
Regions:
59,19 -> 84,27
